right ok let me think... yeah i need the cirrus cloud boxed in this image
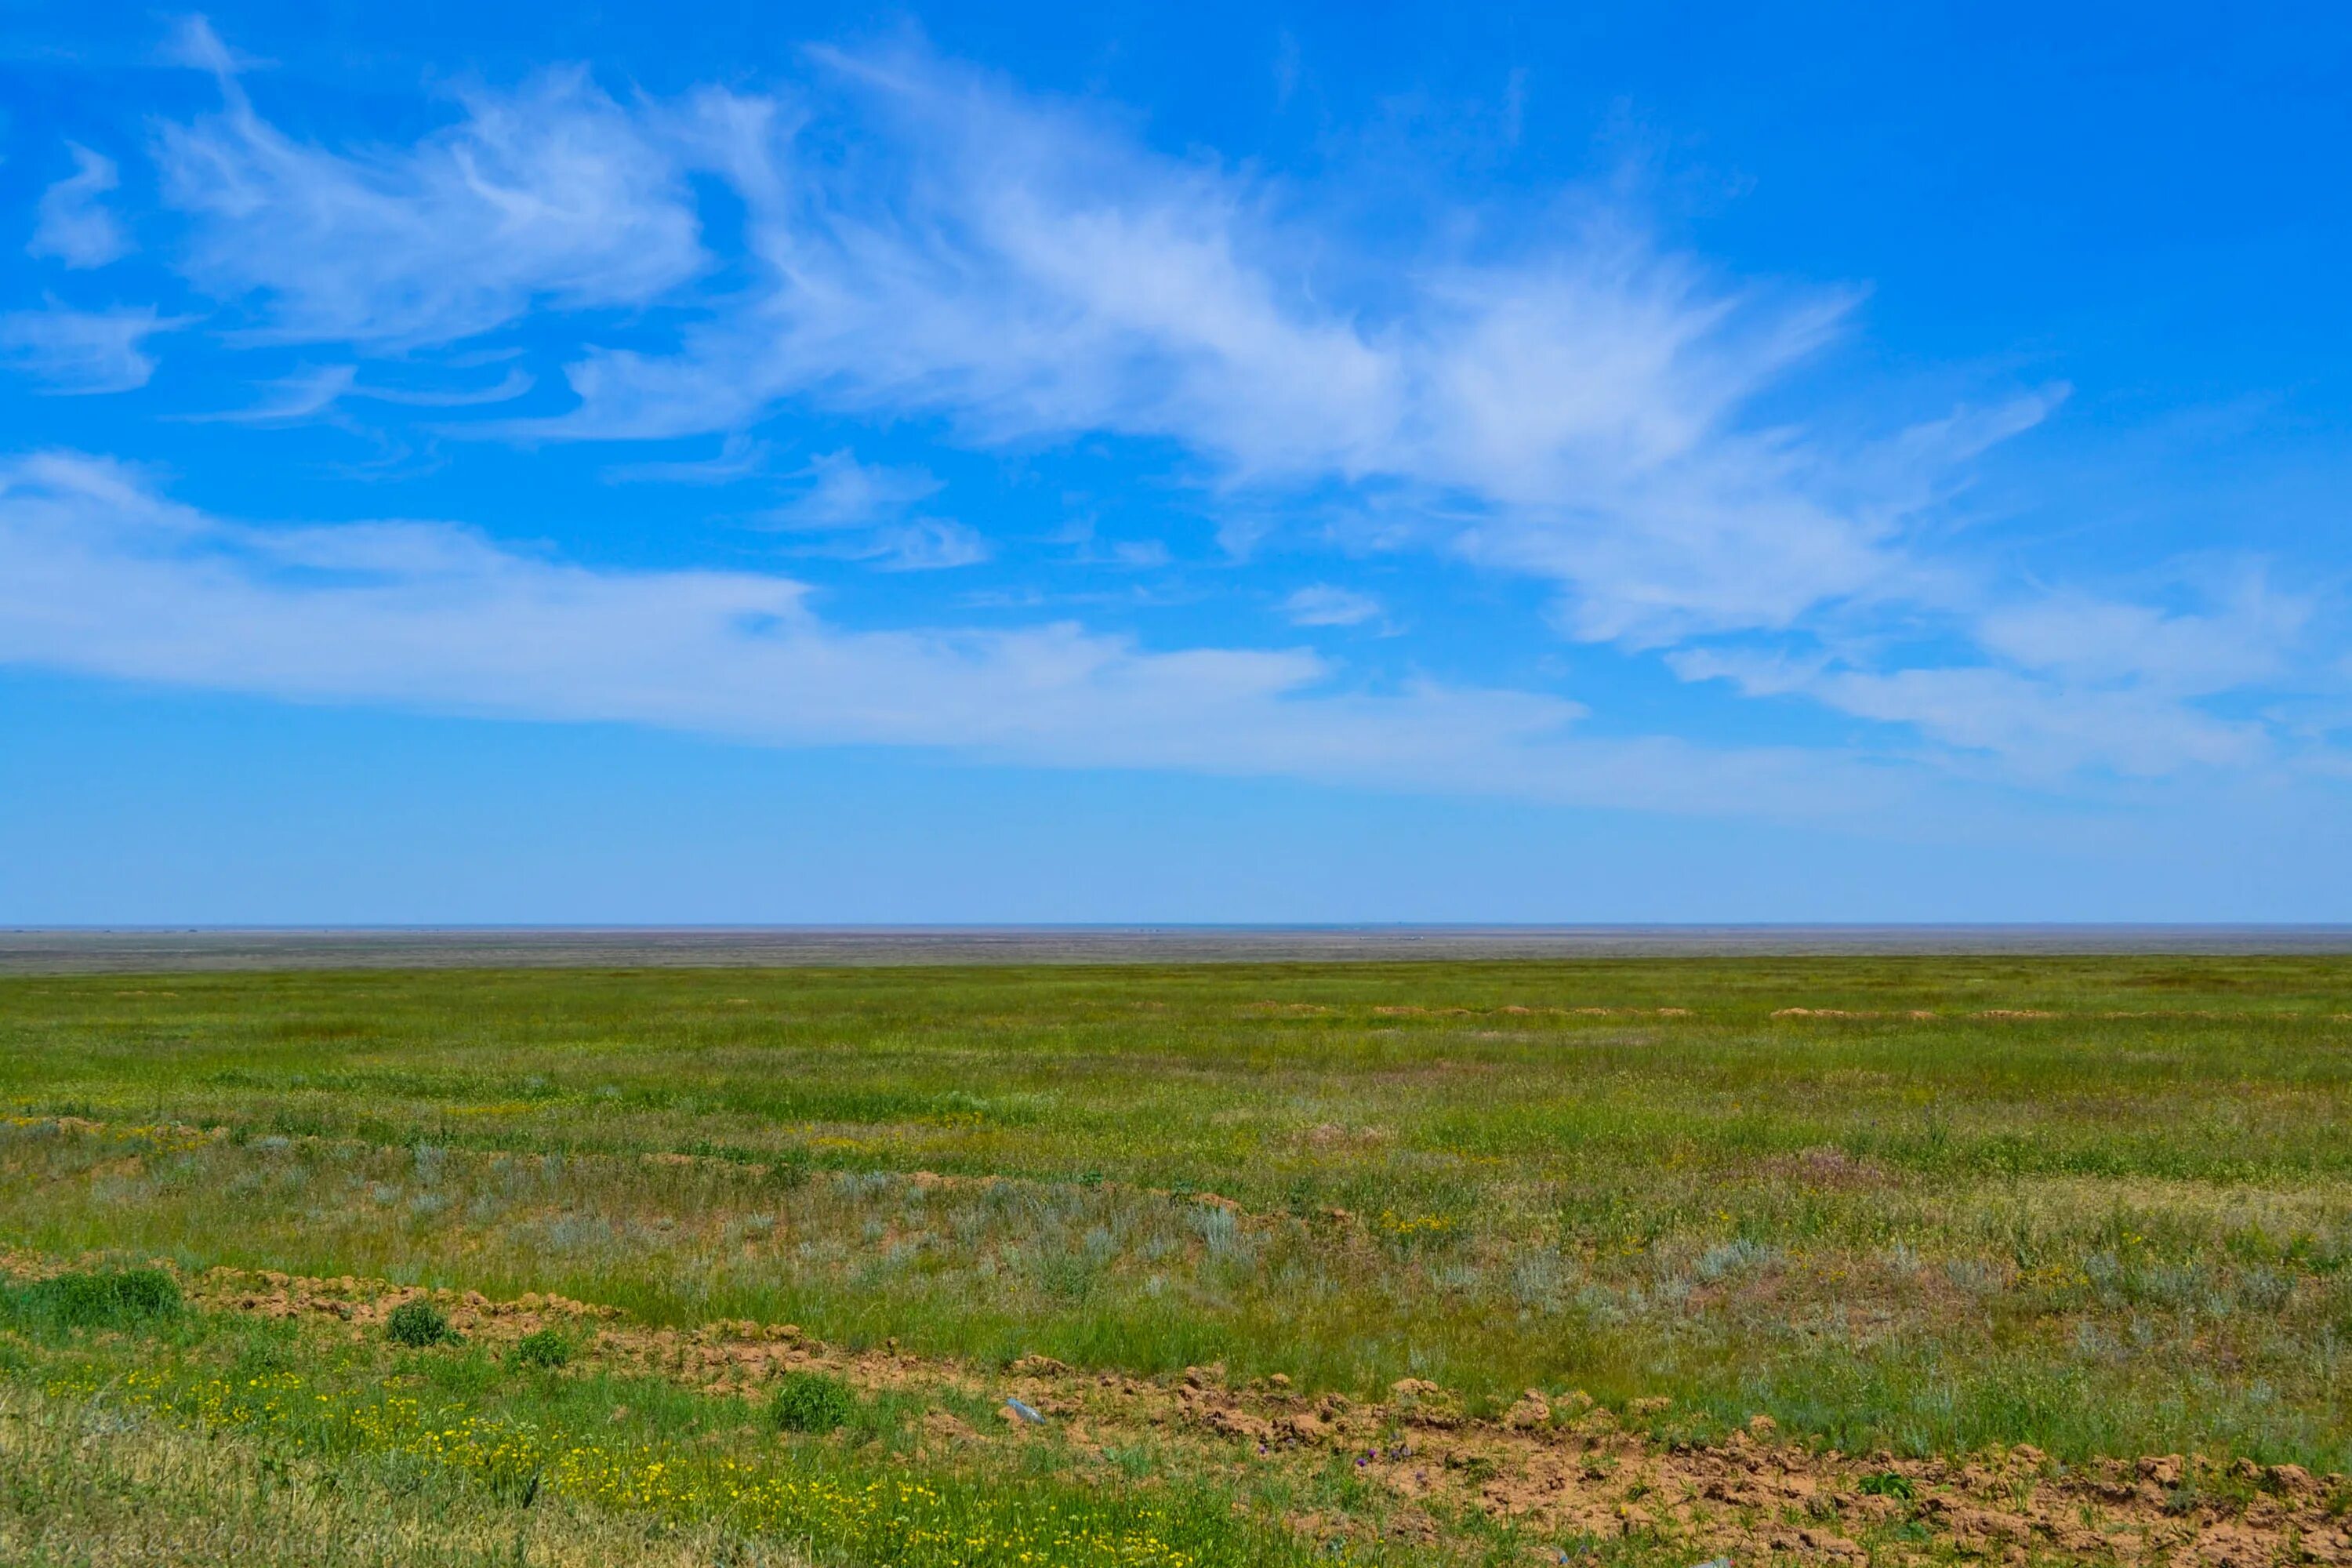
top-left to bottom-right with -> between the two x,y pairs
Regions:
28,144 -> 132,268
154,20 -> 705,347
0,449 -> 1901,816
13,20 -> 2334,799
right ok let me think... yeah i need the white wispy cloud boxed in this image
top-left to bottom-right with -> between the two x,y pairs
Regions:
503,47 -> 2053,655
180,363 -> 358,423
159,13 -> 266,74
771,449 -> 943,526
830,518 -> 992,572
0,302 -> 180,393
603,432 -> 772,485
759,449 -> 985,570
367,367 -> 536,407
1663,539 -> 2325,779
28,144 -> 131,268
0,450 -> 1894,814
1283,585 -> 1383,627
1671,601 -> 2287,779
1809,666 -> 2269,778
154,20 -> 704,346
130,27 -> 2041,637
1976,576 -> 2308,696
1046,517 -> 1173,569
42,24 -> 2333,792
181,363 -> 535,423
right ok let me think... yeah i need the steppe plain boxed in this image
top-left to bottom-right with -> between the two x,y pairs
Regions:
3,938 -> 2350,1566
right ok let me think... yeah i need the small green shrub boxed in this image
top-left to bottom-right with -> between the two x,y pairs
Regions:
384,1299 -> 459,1348
512,1327 -> 573,1369
1859,1472 -> 1915,1500
771,1369 -> 856,1433
3,1269 -> 181,1332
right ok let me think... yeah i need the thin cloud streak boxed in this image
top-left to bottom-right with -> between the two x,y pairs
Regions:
0,301 -> 180,393
0,451 -> 1897,816
179,364 -> 535,423
602,433 -> 772,485
1284,585 -> 1384,627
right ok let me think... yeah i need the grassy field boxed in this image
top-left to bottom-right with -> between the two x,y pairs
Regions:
3,955 -> 2350,1564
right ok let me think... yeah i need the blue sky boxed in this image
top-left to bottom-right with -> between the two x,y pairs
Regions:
3,2 -> 2349,923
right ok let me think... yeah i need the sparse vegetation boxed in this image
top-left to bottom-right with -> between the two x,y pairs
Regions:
2,955 -> 2350,1562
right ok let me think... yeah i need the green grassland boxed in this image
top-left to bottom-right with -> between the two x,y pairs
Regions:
3,955 -> 2350,1563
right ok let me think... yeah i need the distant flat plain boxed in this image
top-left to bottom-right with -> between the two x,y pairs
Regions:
9,922 -> 2352,971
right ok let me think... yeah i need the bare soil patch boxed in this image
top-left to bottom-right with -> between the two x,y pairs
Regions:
16,1253 -> 2347,1565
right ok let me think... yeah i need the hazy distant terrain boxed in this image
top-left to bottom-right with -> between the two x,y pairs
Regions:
9,924 -> 2352,972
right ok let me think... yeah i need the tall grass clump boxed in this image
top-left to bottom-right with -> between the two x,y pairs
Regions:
1,1268 -> 181,1333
